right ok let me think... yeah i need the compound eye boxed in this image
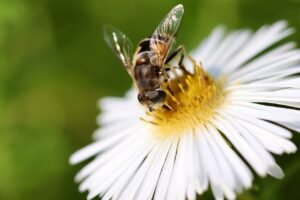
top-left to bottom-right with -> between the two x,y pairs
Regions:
147,90 -> 166,104
137,93 -> 146,103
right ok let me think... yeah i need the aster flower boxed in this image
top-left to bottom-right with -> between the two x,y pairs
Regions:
70,17 -> 300,200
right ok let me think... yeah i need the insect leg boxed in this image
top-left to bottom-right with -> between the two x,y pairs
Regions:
166,45 -> 191,75
177,46 -> 192,75
165,45 -> 184,64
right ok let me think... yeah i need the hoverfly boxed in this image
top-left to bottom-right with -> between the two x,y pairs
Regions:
103,4 -> 186,111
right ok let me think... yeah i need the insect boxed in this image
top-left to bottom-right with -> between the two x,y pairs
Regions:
103,4 -> 186,111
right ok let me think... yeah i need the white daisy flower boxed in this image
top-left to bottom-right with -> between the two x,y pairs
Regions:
70,5 -> 300,200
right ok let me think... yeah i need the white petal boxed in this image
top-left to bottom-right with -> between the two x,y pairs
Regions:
237,118 -> 296,154
202,127 -> 236,199
213,115 -> 268,176
196,126 -> 226,199
223,21 -> 294,73
135,138 -> 173,200
70,123 -> 140,165
154,137 -> 178,200
229,43 -> 298,82
79,130 -> 152,193
212,31 -> 252,67
185,132 -> 198,200
192,26 -> 225,66
225,115 -> 284,178
87,137 -> 155,199
194,132 -> 209,194
228,89 -> 300,103
207,124 -> 253,189
93,118 -> 137,139
166,135 -> 188,200
226,102 -> 300,125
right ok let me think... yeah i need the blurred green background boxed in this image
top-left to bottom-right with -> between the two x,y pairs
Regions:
1,0 -> 300,199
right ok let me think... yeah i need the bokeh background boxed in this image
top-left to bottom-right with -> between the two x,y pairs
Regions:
1,0 -> 300,199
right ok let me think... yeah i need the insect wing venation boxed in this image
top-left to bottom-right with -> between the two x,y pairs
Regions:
103,25 -> 133,74
150,4 -> 184,66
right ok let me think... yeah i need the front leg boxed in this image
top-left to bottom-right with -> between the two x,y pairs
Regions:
165,45 -> 184,64
165,45 -> 191,75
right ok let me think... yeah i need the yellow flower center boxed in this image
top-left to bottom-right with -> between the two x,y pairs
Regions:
142,57 -> 226,136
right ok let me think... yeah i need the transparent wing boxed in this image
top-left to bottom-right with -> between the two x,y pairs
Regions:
103,25 -> 133,73
150,4 -> 184,65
